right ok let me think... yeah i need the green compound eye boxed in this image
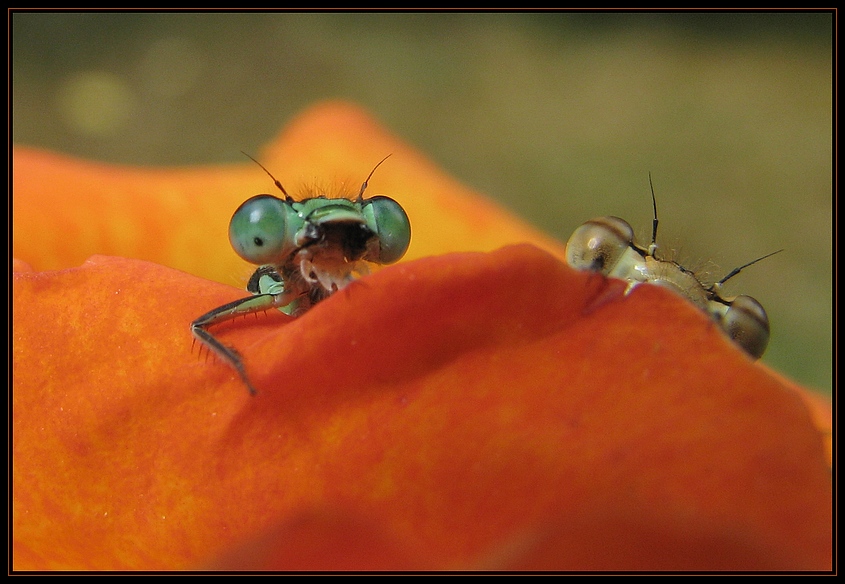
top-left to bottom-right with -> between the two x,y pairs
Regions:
362,195 -> 411,264
228,194 -> 296,265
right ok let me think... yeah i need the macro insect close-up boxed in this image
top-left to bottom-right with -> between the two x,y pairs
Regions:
11,12 -> 831,573
191,156 -> 411,394
565,178 -> 780,360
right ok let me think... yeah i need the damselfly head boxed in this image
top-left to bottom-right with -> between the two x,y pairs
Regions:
565,177 -> 779,359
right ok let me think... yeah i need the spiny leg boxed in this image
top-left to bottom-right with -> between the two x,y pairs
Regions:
191,292 -> 293,394
192,325 -> 257,395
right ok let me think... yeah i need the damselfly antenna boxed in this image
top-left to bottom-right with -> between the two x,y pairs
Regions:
647,172 -> 659,257
356,154 -> 392,201
241,151 -> 292,202
715,249 -> 784,287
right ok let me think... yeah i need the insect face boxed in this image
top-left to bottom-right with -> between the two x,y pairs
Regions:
192,157 -> 411,394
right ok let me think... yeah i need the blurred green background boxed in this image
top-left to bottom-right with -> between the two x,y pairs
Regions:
11,11 -> 832,394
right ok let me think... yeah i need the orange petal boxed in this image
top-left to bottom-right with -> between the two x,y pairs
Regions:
12,101 -> 831,571
13,247 -> 831,571
208,509 -> 433,571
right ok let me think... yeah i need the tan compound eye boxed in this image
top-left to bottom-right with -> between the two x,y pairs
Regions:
717,294 -> 770,360
565,216 -> 636,275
